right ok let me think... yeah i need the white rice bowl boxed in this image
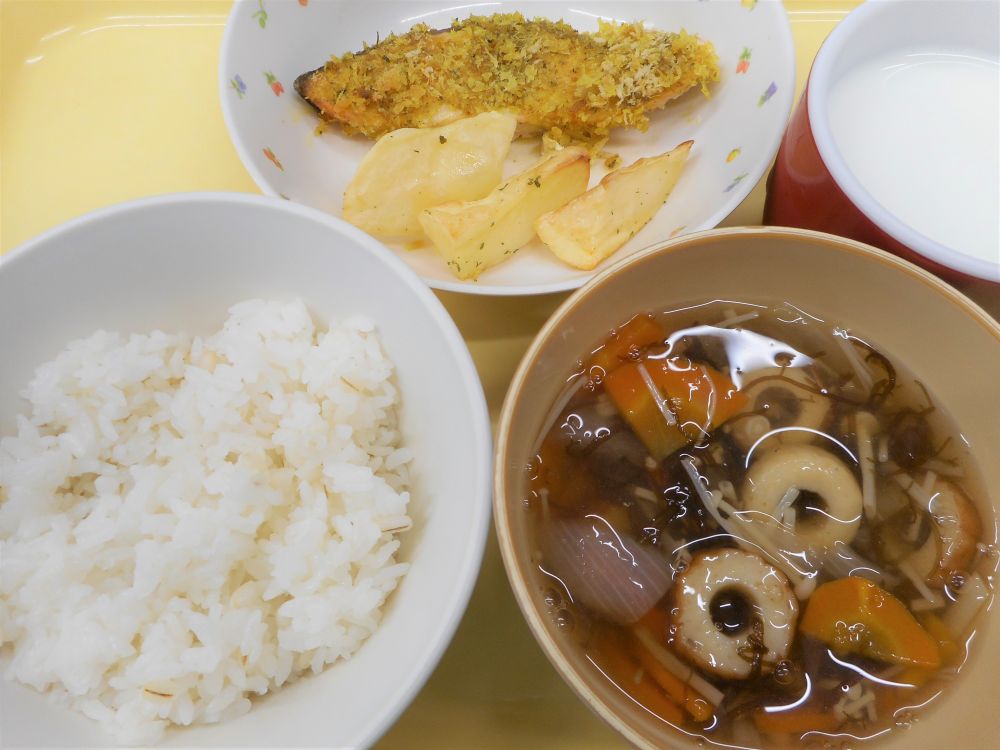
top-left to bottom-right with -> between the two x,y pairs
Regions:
0,298 -> 413,744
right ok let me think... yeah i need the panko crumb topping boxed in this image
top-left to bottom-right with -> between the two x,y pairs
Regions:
297,13 -> 719,145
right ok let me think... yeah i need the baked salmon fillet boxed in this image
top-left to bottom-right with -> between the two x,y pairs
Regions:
295,13 -> 719,145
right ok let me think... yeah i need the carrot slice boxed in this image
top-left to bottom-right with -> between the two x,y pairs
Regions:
754,705 -> 842,735
604,359 -> 746,459
590,634 -> 686,725
628,672 -> 687,725
632,636 -> 713,721
918,612 -> 961,665
586,314 -> 666,379
800,577 -> 941,669
603,362 -> 687,458
635,605 -> 670,640
895,666 -> 935,687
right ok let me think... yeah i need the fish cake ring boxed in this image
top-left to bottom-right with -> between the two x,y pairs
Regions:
671,548 -> 798,679
741,444 -> 863,548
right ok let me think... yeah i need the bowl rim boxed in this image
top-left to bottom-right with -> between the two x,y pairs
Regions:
807,0 -> 1000,284
217,0 -> 797,297
0,191 -> 495,749
492,224 -> 1000,750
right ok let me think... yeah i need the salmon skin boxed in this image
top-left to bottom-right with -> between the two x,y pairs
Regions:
295,13 -> 719,145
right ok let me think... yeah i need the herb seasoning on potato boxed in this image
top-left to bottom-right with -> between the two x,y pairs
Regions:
419,148 -> 591,280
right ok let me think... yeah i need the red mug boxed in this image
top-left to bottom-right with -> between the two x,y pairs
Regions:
764,0 -> 999,286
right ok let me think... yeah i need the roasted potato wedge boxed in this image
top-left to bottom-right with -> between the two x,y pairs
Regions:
419,147 -> 591,279
535,140 -> 692,270
343,111 -> 517,239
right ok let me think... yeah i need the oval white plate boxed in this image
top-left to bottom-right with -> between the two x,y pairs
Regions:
220,0 -> 794,295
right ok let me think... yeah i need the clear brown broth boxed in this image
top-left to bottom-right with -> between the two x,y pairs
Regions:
523,300 -> 997,749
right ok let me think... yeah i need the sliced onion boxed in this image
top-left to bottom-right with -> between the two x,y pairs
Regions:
541,515 -> 673,624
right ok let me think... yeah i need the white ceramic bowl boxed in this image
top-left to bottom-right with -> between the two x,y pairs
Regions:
219,0 -> 795,295
0,194 -> 492,748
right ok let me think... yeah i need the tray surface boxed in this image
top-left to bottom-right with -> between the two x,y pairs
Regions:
3,1 -> 995,747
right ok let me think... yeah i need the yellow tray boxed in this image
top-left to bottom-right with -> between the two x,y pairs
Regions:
1,2 -> 994,747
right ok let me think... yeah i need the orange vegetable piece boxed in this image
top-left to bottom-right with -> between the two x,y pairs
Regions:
754,705 -> 842,736
604,362 -> 686,459
635,605 -> 670,640
800,577 -> 941,669
625,671 -> 686,725
590,629 -> 685,725
871,679 -> 907,718
632,635 -> 713,722
919,612 -> 961,665
604,359 -> 746,459
531,429 -> 592,509
586,314 -> 666,379
894,666 -> 935,687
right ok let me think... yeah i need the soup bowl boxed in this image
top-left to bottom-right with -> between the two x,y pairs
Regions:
494,227 -> 1000,750
0,193 -> 492,748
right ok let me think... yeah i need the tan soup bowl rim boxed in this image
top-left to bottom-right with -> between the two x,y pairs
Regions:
493,225 -> 1000,750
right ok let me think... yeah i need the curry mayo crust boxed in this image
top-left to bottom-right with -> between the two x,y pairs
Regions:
295,13 -> 719,145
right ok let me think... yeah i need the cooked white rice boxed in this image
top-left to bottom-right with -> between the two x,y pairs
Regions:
0,299 -> 412,744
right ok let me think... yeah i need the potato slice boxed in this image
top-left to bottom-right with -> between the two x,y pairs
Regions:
419,147 -> 591,280
536,140 -> 693,270
343,111 -> 517,239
